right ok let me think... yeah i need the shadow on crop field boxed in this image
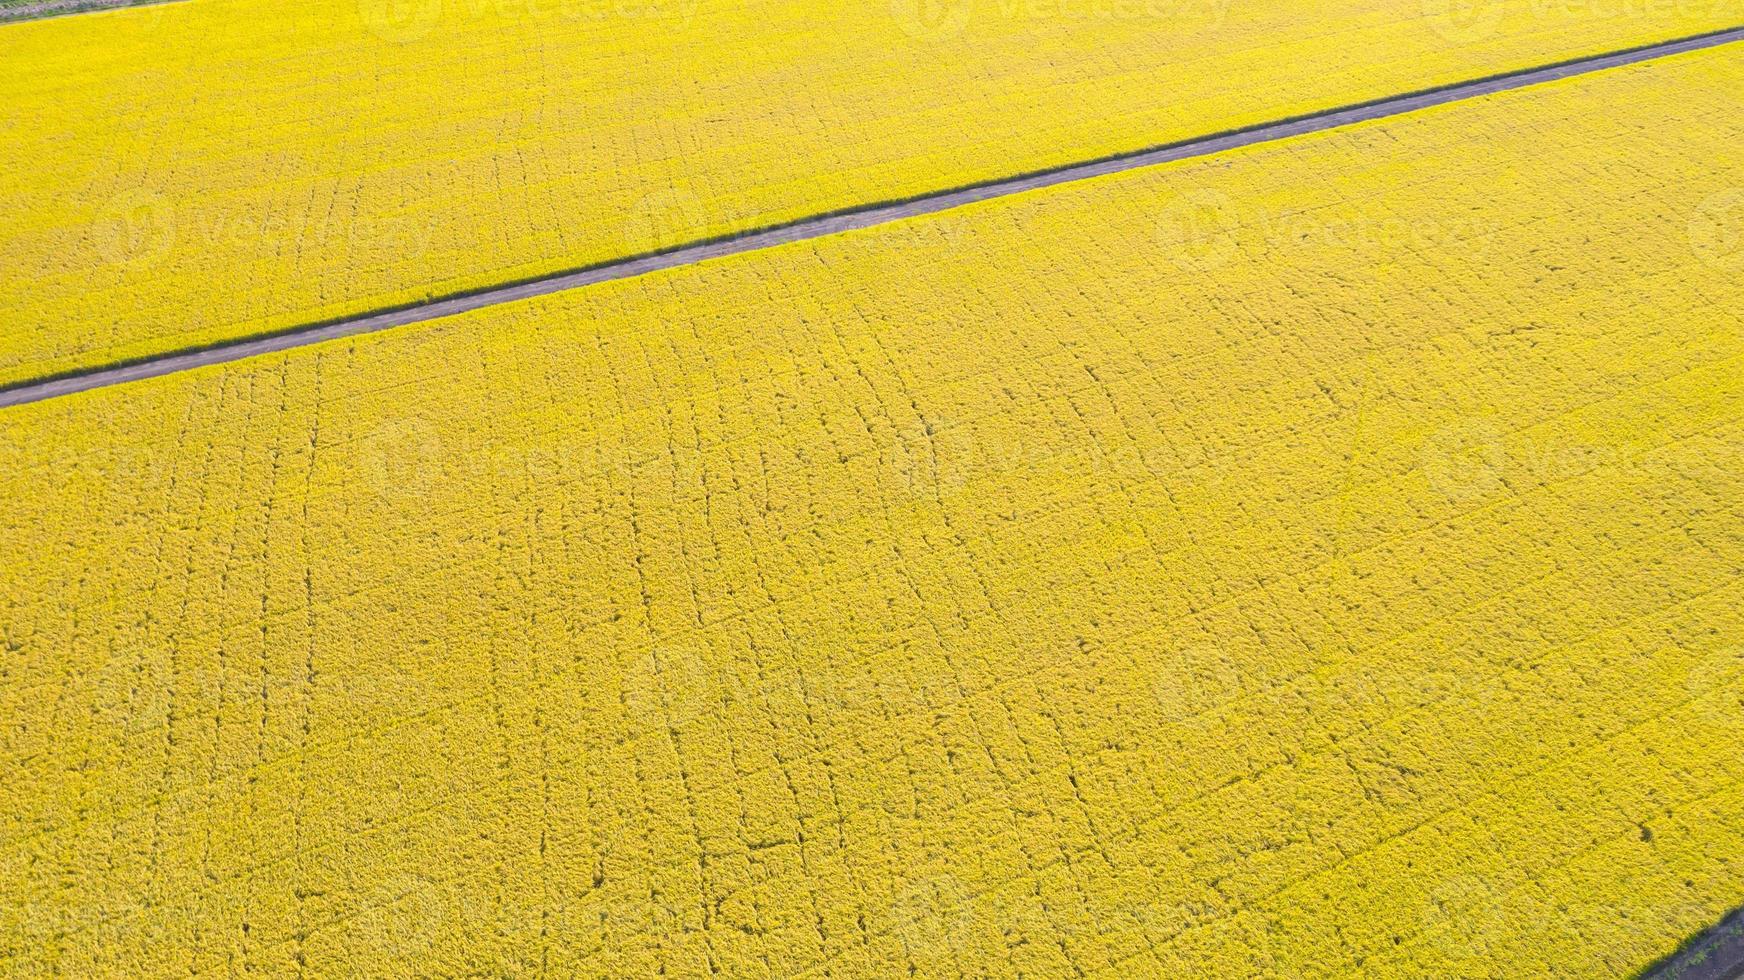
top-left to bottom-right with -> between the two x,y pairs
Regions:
1637,906 -> 1744,980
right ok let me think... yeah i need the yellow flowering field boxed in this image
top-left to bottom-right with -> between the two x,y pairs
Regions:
2,0 -> 1740,387
3,42 -> 1743,979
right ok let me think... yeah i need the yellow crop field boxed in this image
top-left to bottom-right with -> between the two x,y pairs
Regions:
1,0 -> 1740,387
2,41 -> 1741,977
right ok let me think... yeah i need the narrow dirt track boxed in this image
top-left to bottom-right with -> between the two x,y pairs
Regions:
2,24 -> 1740,410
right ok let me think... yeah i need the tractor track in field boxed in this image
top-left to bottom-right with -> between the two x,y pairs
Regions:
1,24 -> 1741,409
